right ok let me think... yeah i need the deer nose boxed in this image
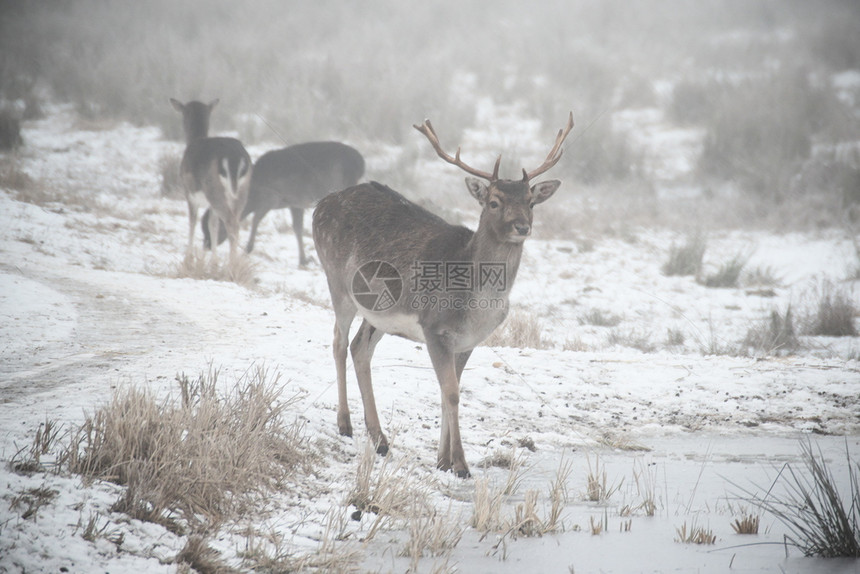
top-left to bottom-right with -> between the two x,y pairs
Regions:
514,223 -> 531,236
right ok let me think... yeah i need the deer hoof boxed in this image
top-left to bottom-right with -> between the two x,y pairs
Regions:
376,443 -> 389,456
455,469 -> 471,479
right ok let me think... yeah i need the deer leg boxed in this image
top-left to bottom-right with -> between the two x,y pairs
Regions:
186,201 -> 199,258
245,209 -> 267,253
438,349 -> 474,471
350,319 -> 387,454
426,335 -> 470,478
290,207 -> 307,267
201,208 -> 212,250
206,209 -> 224,261
332,302 -> 356,437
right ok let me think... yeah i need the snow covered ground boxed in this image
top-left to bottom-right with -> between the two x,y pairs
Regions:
1,105 -> 859,573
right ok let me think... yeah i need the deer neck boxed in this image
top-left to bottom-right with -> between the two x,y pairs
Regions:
467,222 -> 524,289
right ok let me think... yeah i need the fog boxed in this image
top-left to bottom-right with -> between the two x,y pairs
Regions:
1,0 -> 859,227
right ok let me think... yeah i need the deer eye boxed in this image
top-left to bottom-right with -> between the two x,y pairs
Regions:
488,200 -> 500,210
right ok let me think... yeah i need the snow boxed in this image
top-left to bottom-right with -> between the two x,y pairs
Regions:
0,105 -> 859,573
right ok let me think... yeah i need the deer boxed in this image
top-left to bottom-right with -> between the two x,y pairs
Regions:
200,141 -> 364,266
313,113 -> 573,478
170,98 -> 251,259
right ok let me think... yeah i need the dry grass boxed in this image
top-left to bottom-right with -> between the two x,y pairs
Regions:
9,486 -> 59,521
662,233 -> 706,277
632,458 -> 658,517
701,253 -> 748,288
483,310 -> 549,349
11,417 -> 64,475
675,520 -> 716,545
63,366 -> 310,532
400,502 -> 464,570
347,440 -> 432,540
174,252 -> 257,288
731,513 -> 760,535
585,453 -> 623,503
805,281 -> 858,337
736,439 -> 860,557
743,307 -> 800,356
579,308 -> 622,327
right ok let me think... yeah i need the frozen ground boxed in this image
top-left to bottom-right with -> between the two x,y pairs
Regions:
1,106 -> 859,573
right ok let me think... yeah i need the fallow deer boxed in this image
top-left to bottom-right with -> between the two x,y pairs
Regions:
313,113 -> 573,477
170,98 -> 251,258
201,141 -> 364,265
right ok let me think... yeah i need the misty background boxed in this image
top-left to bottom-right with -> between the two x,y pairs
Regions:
1,0 -> 859,230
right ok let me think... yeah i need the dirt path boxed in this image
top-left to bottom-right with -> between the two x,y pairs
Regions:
0,263 -> 200,404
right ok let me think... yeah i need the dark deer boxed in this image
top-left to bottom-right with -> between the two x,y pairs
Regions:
201,142 -> 364,265
313,113 -> 573,478
170,98 -> 251,258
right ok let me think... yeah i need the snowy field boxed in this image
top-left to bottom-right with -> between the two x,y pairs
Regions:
1,105 -> 859,573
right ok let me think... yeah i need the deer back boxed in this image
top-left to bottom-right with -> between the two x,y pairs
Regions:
249,142 -> 364,212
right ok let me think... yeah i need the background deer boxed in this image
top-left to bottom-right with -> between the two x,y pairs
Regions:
170,98 -> 251,258
313,113 -> 573,477
201,141 -> 364,265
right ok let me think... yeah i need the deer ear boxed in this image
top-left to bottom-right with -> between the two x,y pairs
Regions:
530,180 -> 561,205
170,98 -> 184,113
208,98 -> 220,109
465,177 -> 489,205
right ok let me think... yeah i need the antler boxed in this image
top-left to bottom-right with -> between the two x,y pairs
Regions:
414,119 -> 501,181
526,111 -> 574,180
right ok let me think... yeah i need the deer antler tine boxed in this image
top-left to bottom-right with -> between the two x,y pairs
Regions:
415,118 -> 496,181
492,155 -> 501,181
526,111 -> 575,180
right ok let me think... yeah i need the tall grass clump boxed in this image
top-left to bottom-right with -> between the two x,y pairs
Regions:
64,367 -> 309,531
737,440 -> 860,558
805,281 -> 858,337
743,307 -> 799,355
663,233 -> 706,277
701,253 -> 748,288
483,310 -> 548,350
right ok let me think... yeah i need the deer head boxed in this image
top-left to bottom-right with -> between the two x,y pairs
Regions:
414,112 -> 573,242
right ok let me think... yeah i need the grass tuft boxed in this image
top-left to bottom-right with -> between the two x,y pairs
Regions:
663,233 -> 707,277
62,366 -> 309,532
737,439 -> 860,558
806,281 -> 858,337
483,310 -> 548,350
174,252 -> 257,288
675,520 -> 716,545
701,253 -> 748,288
743,307 -> 799,355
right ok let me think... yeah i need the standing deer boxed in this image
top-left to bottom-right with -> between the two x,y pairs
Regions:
170,98 -> 251,258
201,142 -> 364,265
313,113 -> 573,478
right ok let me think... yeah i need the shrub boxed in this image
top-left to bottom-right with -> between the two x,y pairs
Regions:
697,70 -> 842,202
0,110 -> 22,150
